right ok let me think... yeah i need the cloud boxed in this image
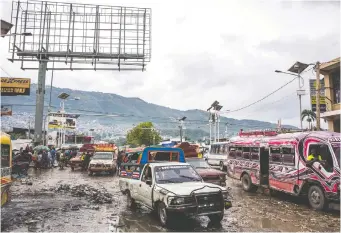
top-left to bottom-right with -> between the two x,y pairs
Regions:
257,33 -> 340,63
0,0 -> 339,130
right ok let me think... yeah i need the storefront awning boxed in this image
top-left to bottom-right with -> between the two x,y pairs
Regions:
320,109 -> 341,119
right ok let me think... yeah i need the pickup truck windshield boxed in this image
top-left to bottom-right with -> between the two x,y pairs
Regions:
93,152 -> 112,160
155,165 -> 202,184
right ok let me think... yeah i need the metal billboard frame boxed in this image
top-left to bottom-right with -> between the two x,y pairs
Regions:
9,0 -> 151,71
8,0 -> 152,145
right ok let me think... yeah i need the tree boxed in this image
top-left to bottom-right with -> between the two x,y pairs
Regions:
115,137 -> 127,146
126,122 -> 162,146
301,109 -> 316,130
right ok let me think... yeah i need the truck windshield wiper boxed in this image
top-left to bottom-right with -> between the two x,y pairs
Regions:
179,175 -> 201,181
157,179 -> 176,183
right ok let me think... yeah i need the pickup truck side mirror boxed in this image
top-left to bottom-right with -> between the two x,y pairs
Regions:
146,179 -> 152,186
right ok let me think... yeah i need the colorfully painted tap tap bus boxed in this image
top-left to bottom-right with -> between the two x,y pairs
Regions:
226,129 -> 340,210
1,132 -> 12,207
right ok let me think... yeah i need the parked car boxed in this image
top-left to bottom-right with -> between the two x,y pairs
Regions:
119,162 -> 232,227
88,151 -> 116,175
186,158 -> 226,186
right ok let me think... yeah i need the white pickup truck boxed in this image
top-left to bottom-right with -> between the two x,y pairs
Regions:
119,162 -> 232,227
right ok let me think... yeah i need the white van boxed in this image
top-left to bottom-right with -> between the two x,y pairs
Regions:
206,142 -> 229,171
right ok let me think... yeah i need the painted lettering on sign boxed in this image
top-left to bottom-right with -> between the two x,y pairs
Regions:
329,137 -> 340,143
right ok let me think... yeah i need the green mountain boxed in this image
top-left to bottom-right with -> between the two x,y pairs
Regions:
1,84 -> 295,140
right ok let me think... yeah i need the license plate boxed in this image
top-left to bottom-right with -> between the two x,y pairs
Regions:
224,200 -> 232,209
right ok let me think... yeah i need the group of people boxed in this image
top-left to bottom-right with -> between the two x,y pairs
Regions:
13,145 -> 33,163
35,147 -> 57,168
80,152 -> 92,170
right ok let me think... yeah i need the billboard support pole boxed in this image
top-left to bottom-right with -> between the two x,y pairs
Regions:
315,61 -> 321,130
34,61 -> 47,145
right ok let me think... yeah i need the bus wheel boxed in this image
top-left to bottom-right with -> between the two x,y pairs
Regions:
241,174 -> 257,192
219,162 -> 225,171
308,185 -> 327,210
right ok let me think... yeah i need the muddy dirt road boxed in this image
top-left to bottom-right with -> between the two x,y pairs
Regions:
2,168 -> 340,232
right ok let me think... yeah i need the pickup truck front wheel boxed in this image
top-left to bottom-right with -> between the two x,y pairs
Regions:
158,202 -> 171,227
208,212 -> 224,223
126,191 -> 136,209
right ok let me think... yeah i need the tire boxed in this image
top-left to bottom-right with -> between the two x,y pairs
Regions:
126,191 -> 136,209
88,171 -> 93,176
157,202 -> 171,227
110,169 -> 116,176
208,212 -> 224,223
219,162 -> 225,171
308,185 -> 327,210
241,173 -> 258,192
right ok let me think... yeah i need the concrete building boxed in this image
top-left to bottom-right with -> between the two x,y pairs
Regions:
320,57 -> 340,132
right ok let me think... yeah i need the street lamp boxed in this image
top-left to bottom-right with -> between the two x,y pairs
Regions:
1,19 -> 13,37
207,101 -> 223,143
178,117 -> 186,142
275,61 -> 312,130
1,32 -> 32,37
1,20 -> 32,37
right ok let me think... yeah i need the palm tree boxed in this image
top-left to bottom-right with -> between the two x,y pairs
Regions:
301,109 -> 316,130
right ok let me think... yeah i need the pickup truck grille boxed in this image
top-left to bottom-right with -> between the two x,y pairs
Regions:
203,176 -> 220,181
195,193 -> 223,214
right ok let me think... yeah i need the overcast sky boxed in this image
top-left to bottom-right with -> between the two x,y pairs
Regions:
0,0 -> 340,128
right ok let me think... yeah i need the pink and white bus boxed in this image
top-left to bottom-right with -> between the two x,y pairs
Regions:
226,130 -> 340,210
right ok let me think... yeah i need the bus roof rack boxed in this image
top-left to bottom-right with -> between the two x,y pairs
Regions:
239,129 -> 278,137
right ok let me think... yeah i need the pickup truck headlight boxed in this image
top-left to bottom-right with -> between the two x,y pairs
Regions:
222,191 -> 228,200
169,197 -> 185,205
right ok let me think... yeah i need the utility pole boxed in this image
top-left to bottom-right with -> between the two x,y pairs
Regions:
216,112 -> 220,142
178,117 -> 186,142
209,119 -> 212,144
179,125 -> 183,142
28,120 -> 31,139
225,123 -> 228,139
213,113 -> 216,143
316,61 -> 321,130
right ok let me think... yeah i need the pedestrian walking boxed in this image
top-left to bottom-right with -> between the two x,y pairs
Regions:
47,150 -> 52,168
50,147 -> 56,167
116,151 -> 124,175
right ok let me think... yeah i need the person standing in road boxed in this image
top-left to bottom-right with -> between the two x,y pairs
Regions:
50,147 -> 56,167
116,151 -> 124,175
47,150 -> 53,168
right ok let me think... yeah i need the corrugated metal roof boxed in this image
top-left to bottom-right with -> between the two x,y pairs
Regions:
320,57 -> 340,71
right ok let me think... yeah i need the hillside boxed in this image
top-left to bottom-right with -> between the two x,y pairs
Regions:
1,84 -> 296,140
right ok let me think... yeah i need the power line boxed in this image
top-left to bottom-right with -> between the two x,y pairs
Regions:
4,102 -> 286,128
0,66 -> 12,77
235,91 -> 297,119
222,76 -> 297,114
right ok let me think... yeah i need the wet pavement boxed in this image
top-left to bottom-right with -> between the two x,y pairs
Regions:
1,167 -> 340,232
